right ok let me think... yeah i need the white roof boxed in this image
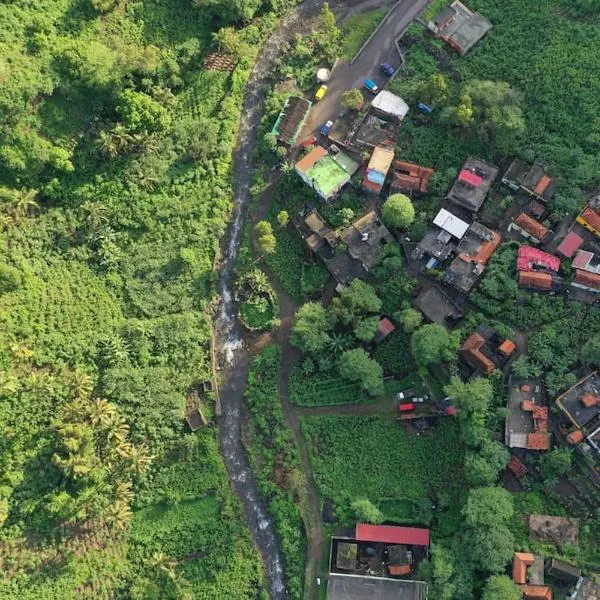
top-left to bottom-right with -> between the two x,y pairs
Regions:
433,208 -> 469,239
371,91 -> 409,120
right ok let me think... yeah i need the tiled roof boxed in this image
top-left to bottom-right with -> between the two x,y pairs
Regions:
519,271 -> 553,290
513,552 -> 536,584
527,432 -> 550,450
520,584 -> 553,600
533,175 -> 552,196
295,145 -> 327,173
517,246 -> 560,272
499,339 -> 516,356
461,333 -> 496,374
514,213 -> 550,241
378,317 -> 396,337
574,269 -> 600,290
580,206 -> 600,232
557,232 -> 584,258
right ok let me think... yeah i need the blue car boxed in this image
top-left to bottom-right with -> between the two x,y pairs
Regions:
320,120 -> 334,136
363,79 -> 379,94
380,63 -> 395,77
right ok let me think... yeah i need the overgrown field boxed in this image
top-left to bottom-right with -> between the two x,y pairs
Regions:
302,416 -> 465,534
0,0 -> 294,597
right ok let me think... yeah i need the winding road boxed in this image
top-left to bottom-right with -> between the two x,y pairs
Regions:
214,1 -> 426,598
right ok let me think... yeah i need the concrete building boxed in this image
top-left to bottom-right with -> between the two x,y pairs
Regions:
447,157 -> 499,212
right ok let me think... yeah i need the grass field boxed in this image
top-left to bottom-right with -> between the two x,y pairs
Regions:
341,9 -> 388,61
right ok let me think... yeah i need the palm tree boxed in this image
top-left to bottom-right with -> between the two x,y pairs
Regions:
68,369 -> 94,399
104,498 -> 132,531
146,552 -> 178,580
0,214 -> 14,230
329,333 -> 352,354
81,201 -> 109,231
11,188 -> 39,218
117,442 -> 153,477
88,398 -> 117,427
247,269 -> 271,295
211,27 -> 240,54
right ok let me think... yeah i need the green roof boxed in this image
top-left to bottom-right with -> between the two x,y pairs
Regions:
307,155 -> 353,198
271,96 -> 312,144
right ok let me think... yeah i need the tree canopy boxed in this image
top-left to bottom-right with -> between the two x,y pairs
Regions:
339,348 -> 384,396
410,324 -> 458,368
382,194 -> 415,229
291,302 -> 334,352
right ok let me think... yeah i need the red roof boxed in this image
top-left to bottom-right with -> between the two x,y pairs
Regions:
398,403 -> 415,412
534,175 -> 552,196
574,269 -> 600,290
378,318 -> 396,337
582,393 -> 598,408
519,271 -> 553,290
527,432 -> 550,451
508,455 -> 528,477
459,169 -> 483,187
572,250 -> 593,270
355,524 -> 430,546
513,552 -> 536,584
389,565 -> 412,576
580,207 -> 600,232
461,333 -> 496,375
499,339 -> 516,356
514,213 -> 550,242
557,232 -> 584,258
521,584 -> 553,600
517,246 -> 560,272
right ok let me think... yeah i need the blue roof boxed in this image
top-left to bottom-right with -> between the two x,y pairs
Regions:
367,171 -> 386,185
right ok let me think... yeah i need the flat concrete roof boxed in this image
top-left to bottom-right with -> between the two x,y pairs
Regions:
327,574 -> 428,600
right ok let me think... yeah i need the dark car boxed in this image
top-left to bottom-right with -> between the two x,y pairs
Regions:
380,62 -> 395,77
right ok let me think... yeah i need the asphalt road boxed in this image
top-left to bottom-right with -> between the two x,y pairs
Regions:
303,0 -> 430,136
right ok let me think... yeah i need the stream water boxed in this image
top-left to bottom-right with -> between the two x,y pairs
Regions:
214,2 -> 324,598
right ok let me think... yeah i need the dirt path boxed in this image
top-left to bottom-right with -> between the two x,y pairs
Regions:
294,397 -> 395,417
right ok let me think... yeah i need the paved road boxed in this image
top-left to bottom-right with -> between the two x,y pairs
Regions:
303,0 -> 429,135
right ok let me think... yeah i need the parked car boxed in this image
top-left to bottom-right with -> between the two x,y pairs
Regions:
380,63 -> 395,77
363,79 -> 379,94
398,403 -> 415,413
396,389 -> 416,401
320,120 -> 334,135
416,102 -> 433,114
301,135 -> 317,147
315,84 -> 328,101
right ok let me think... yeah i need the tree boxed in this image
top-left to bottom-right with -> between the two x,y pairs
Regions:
464,486 -> 514,528
212,27 -> 242,55
81,201 -> 109,230
541,448 -> 572,481
117,89 -> 171,133
354,316 -> 380,343
382,194 -> 415,229
424,544 -> 457,600
342,89 -> 364,111
465,440 -> 510,487
276,210 -> 289,228
0,264 -> 21,294
254,220 -> 277,255
445,376 -> 494,425
418,73 -> 449,106
410,324 -> 458,368
339,207 -> 354,225
442,94 -> 474,128
351,498 -> 383,524
291,302 -> 334,352
581,337 -> 600,366
339,349 -> 384,396
465,524 -> 515,574
332,279 -> 382,325
482,575 -> 523,600
397,308 -> 422,334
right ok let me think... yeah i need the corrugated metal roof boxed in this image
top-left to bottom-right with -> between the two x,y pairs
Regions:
572,250 -> 593,270
355,524 -> 430,546
557,232 -> 583,258
371,91 -> 409,119
433,208 -> 469,239
580,206 -> 600,232
459,169 -> 483,187
574,269 -> 600,289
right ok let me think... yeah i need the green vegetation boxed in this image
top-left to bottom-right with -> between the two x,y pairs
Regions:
0,0 -> 300,596
302,416 -> 465,525
382,193 -> 416,229
245,346 -> 306,599
340,9 -> 387,61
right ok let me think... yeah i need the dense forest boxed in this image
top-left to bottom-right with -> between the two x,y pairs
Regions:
0,0 -> 296,597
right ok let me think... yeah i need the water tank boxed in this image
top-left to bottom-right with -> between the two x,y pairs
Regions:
316,68 -> 331,83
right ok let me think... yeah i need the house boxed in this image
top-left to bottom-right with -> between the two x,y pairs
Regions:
415,209 -> 470,264
507,454 -> 528,478
295,145 -> 360,200
270,96 -> 312,145
391,161 -> 434,195
517,247 -> 560,273
413,285 -> 464,327
327,524 -> 430,600
447,157 -> 499,212
529,515 -> 580,547
572,269 -> 600,293
364,146 -> 395,193
527,200 -> 548,221
545,559 -> 581,585
575,195 -> 600,238
572,250 -> 600,274
509,213 -> 552,245
371,90 -> 410,122
375,317 -> 396,344
340,211 -> 393,272
556,372 -> 600,460
557,231 -> 584,259
502,159 -> 557,203
512,552 -> 553,600
444,222 -> 501,293
428,1 -> 492,55
519,270 -> 554,291
506,376 -> 550,451
461,325 -> 516,376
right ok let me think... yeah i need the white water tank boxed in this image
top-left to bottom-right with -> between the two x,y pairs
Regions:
316,68 -> 331,83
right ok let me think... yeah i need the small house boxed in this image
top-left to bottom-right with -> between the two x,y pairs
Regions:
447,157 -> 499,212
509,213 -> 552,245
364,146 -> 395,194
557,231 -> 584,259
575,195 -> 600,238
545,559 -> 581,585
271,96 -> 312,145
391,161 -> 434,195
371,90 -> 410,122
502,159 -> 557,203
374,317 -> 396,344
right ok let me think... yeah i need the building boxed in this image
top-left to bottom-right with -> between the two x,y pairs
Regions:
545,559 -> 581,585
327,524 -> 430,600
447,157 -> 499,212
428,1 -> 492,55
364,146 -> 395,193
460,325 -> 516,376
295,145 -> 360,200
502,159 -> 557,203
413,285 -> 464,327
414,208 -> 470,264
575,195 -> 600,238
572,270 -> 600,293
375,317 -> 396,344
371,90 -> 410,122
444,222 -> 501,293
270,96 -> 312,145
557,231 -> 584,259
340,211 -> 394,273
572,250 -> 600,274
391,161 -> 434,195
512,553 -> 553,600
506,377 -> 550,451
517,246 -> 560,272
556,372 -> 600,460
519,270 -> 554,291
509,213 -> 551,245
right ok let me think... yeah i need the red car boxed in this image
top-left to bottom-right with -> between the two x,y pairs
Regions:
398,403 -> 415,413
301,135 -> 317,147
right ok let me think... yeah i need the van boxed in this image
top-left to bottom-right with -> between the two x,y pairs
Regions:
363,79 -> 378,94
